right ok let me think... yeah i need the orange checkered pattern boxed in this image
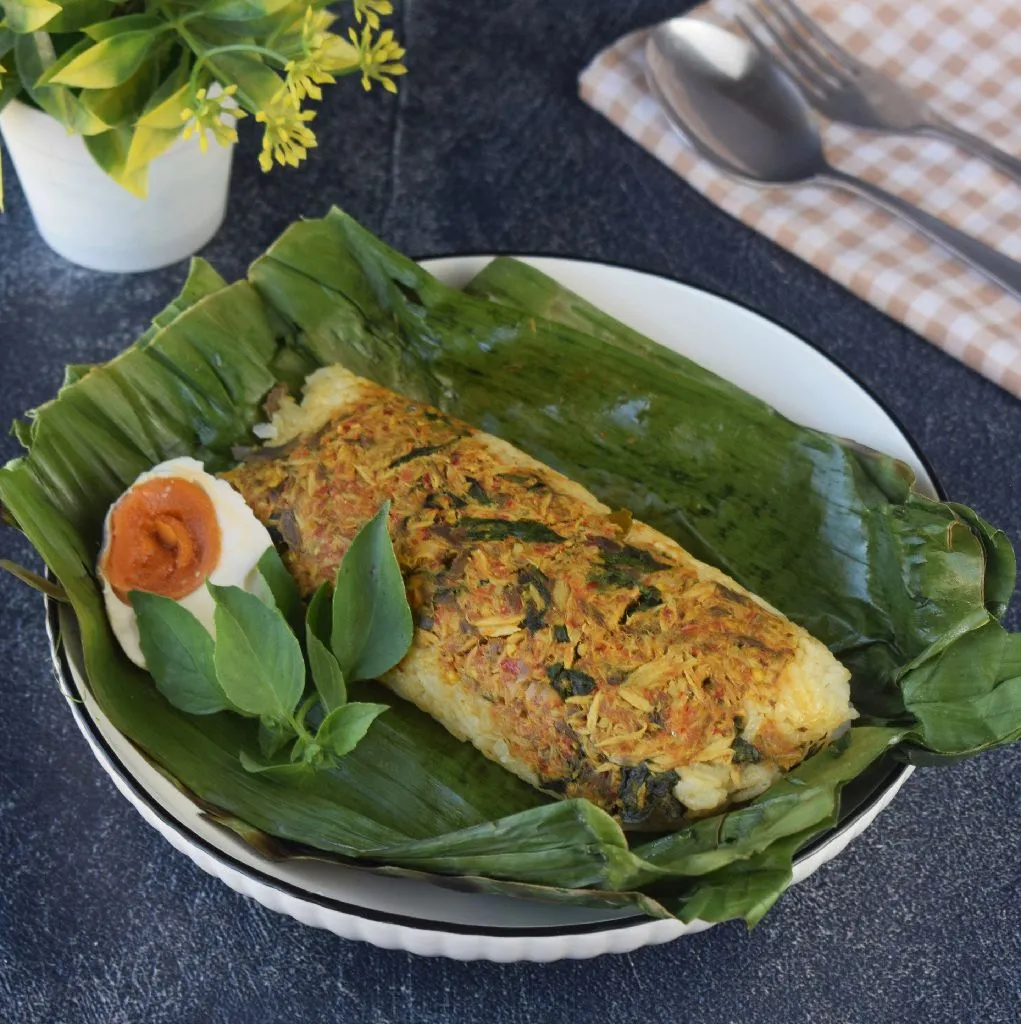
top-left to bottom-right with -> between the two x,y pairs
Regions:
580,0 -> 1021,397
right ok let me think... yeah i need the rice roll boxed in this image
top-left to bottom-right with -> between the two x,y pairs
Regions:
223,366 -> 855,829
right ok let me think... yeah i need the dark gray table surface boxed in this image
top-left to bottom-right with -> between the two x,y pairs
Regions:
1,2 -> 1019,1021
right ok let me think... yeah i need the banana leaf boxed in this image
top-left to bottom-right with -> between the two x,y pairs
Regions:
248,211 -> 1020,757
2,209 -> 1017,928
460,256 -> 1021,762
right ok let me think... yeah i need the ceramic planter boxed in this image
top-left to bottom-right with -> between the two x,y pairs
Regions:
0,98 -> 233,274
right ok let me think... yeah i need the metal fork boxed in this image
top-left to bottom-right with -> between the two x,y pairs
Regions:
740,0 -> 1021,185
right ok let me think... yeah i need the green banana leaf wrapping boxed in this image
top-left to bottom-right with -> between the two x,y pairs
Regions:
1,208 -> 1017,927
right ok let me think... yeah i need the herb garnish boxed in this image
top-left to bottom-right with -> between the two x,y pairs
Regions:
547,662 -> 596,699
620,584 -> 664,623
732,736 -> 762,764
388,442 -> 455,469
618,764 -> 680,825
461,517 -> 564,543
590,539 -> 671,589
424,492 -> 467,510
132,503 -> 412,780
465,478 -> 493,505
518,564 -> 552,633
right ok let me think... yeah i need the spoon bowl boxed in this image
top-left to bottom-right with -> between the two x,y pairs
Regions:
645,19 -> 824,183
644,17 -> 1021,300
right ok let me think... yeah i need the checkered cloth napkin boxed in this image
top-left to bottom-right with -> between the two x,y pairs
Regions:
579,0 -> 1021,397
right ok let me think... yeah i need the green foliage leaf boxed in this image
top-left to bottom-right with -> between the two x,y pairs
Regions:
200,0 -> 294,22
78,57 -> 160,128
44,0 -> 114,33
306,583 -> 346,710
255,544 -> 301,627
307,631 -> 346,712
14,32 -> 109,134
258,715 -> 294,758
239,750 -> 312,781
61,364 -> 97,388
315,702 -> 388,761
945,501 -> 1017,619
635,727 -> 903,877
901,622 -> 1021,756
305,581 -> 330,643
46,30 -> 160,88
84,127 -> 146,196
135,78 -> 189,130
124,57 -> 190,172
2,0 -> 61,34
191,47 -> 282,112
210,582 -> 305,721
330,501 -> 414,683
82,13 -> 163,40
130,591 -> 232,715
0,75 -> 20,120
0,559 -> 68,601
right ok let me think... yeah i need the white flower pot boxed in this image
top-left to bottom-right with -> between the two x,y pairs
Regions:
0,98 -> 233,273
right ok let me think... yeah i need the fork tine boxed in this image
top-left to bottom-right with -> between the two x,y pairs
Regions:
734,13 -> 830,104
768,0 -> 859,73
757,0 -> 850,86
744,5 -> 842,97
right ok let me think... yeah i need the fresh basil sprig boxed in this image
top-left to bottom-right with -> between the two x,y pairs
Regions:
131,502 -> 411,780
131,591 -> 231,716
331,499 -> 415,683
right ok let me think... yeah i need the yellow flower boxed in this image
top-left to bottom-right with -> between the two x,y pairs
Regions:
352,0 -> 393,30
254,92 -> 317,172
180,85 -> 245,153
348,25 -> 407,93
285,57 -> 335,102
284,5 -> 338,101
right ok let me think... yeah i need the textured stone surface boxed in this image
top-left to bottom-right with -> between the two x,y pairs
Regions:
1,1 -> 1019,1021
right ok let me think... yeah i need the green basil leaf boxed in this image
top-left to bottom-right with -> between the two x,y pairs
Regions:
239,750 -> 312,781
46,31 -> 159,88
3,0 -> 61,33
258,716 -> 295,758
315,701 -> 388,761
306,582 -> 331,643
290,732 -> 316,763
307,632 -> 346,712
130,591 -> 232,716
210,582 -> 305,720
330,501 -> 413,682
256,545 -> 301,628
307,582 -> 345,709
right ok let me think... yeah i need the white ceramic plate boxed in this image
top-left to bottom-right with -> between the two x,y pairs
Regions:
49,257 -> 931,962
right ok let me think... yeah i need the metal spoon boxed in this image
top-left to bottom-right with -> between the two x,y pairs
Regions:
645,18 -> 1021,300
